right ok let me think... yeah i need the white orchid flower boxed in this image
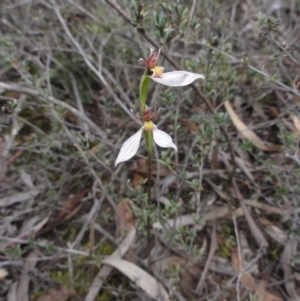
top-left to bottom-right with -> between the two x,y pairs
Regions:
151,69 -> 205,87
139,48 -> 205,87
115,121 -> 177,167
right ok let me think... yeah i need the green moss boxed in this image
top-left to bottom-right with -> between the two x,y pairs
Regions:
269,244 -> 281,258
96,241 -> 114,256
49,269 -> 70,285
218,225 -> 236,258
48,264 -> 115,300
48,241 -> 115,297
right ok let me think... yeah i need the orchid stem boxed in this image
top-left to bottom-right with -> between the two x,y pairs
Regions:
139,71 -> 153,270
147,148 -> 152,271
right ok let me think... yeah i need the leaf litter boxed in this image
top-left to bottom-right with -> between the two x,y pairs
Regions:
1,1 -> 300,300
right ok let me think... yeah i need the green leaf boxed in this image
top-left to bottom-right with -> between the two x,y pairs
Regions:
139,74 -> 150,114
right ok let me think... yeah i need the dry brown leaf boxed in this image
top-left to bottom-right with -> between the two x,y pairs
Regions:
231,249 -> 256,291
268,106 -> 279,119
34,189 -> 89,238
130,159 -> 171,176
53,188 -> 89,224
132,172 -> 145,188
255,279 -> 284,301
36,288 -> 76,301
224,100 -> 281,151
208,141 -> 220,169
103,257 -> 169,301
179,118 -> 198,132
117,198 -> 135,235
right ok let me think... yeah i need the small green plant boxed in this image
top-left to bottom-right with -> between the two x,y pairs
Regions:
7,245 -> 24,259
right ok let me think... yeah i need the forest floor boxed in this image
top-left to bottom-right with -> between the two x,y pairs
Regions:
1,0 -> 300,300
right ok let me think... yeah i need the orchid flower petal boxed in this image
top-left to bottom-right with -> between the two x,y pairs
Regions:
115,127 -> 143,166
153,127 -> 177,152
151,71 -> 205,87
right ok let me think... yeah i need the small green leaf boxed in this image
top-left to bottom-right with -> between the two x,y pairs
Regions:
139,74 -> 150,114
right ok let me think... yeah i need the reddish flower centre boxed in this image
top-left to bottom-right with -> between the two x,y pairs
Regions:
146,54 -> 158,69
143,107 -> 154,121
140,48 -> 161,71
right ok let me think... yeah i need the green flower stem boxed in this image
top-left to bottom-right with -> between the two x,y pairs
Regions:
144,131 -> 153,206
139,73 -> 152,269
144,130 -> 152,153
139,74 -> 150,116
144,130 -> 153,270
147,144 -> 152,270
